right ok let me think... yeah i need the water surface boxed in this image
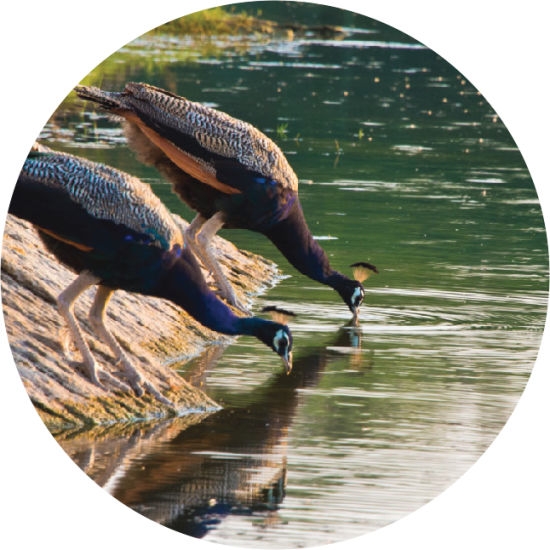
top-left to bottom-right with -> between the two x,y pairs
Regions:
45,3 -> 547,547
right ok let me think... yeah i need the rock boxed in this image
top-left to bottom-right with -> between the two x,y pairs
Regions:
1,214 -> 279,430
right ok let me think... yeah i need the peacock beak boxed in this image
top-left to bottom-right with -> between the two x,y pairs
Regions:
282,351 -> 293,375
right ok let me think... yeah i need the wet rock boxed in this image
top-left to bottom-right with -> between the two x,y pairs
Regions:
1,215 -> 279,430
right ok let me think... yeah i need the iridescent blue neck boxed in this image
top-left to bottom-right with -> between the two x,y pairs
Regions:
152,248 -> 274,338
263,198 -> 350,290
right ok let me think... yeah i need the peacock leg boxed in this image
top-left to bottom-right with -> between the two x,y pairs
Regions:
195,212 -> 251,315
88,286 -> 143,392
57,271 -> 129,392
88,286 -> 174,406
183,213 -> 207,246
183,214 -> 207,268
184,214 -> 217,287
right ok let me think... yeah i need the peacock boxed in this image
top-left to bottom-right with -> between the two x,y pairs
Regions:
75,83 -> 378,322
9,143 -> 293,403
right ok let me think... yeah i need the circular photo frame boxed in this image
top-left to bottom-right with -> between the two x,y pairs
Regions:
2,2 -> 548,549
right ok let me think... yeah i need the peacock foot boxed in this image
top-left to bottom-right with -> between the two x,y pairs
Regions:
114,356 -> 175,407
78,355 -> 132,393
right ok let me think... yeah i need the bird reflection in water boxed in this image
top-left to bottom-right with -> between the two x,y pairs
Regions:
326,319 -> 373,371
56,321 -> 371,538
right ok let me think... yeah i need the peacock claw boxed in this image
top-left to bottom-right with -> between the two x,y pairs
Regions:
219,292 -> 251,315
97,368 -> 132,393
81,354 -> 170,405
215,287 -> 251,316
113,358 -> 174,404
82,359 -> 132,394
107,365 -> 172,405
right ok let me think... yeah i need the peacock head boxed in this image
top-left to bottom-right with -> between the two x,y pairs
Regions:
256,306 -> 295,374
337,279 -> 365,321
335,262 -> 378,324
254,323 -> 292,374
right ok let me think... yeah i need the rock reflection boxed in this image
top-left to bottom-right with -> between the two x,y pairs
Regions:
56,324 -> 366,538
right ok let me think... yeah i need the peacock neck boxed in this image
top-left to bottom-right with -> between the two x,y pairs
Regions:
263,198 -> 347,289
152,248 -> 250,336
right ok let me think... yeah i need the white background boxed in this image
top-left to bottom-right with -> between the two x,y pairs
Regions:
1,1 -> 548,549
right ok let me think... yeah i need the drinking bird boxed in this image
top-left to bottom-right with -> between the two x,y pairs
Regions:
9,143 -> 294,402
75,83 -> 378,322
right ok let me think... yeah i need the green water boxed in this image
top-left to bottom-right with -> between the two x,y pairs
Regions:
44,3 -> 546,547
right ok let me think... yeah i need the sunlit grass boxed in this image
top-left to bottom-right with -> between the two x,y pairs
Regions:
147,6 -> 275,36
68,6 -> 276,95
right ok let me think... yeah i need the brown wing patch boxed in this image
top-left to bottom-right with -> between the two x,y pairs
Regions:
37,227 -> 94,252
122,111 -> 242,195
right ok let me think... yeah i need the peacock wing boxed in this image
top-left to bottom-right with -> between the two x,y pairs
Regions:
16,147 -> 183,252
75,83 -> 299,195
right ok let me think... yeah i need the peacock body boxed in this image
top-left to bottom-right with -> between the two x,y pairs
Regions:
9,144 -> 293,400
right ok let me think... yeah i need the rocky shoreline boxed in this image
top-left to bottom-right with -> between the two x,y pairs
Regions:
1,214 -> 279,430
